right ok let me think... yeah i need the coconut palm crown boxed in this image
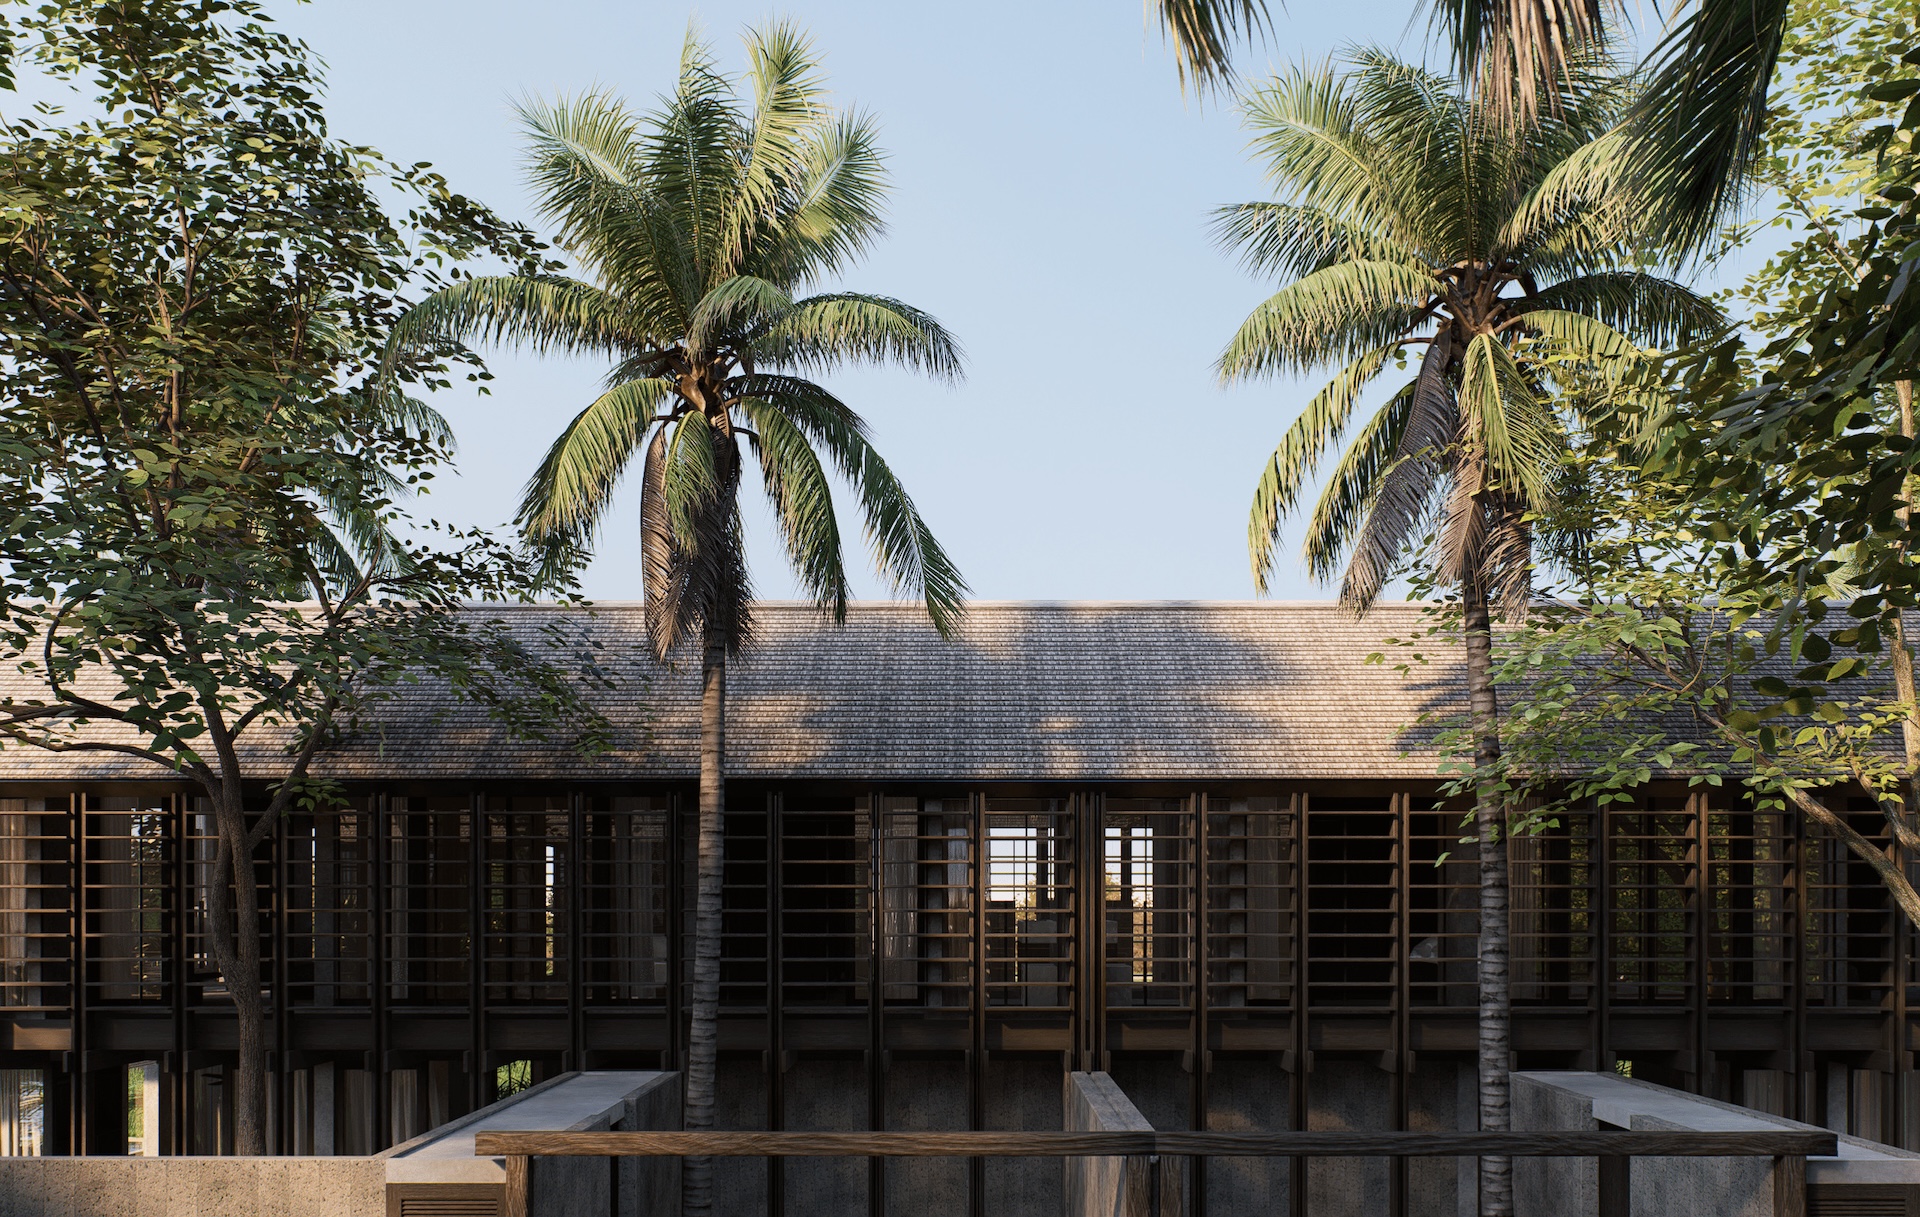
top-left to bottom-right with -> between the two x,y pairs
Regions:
1219,48 -> 1722,612
392,26 -> 966,657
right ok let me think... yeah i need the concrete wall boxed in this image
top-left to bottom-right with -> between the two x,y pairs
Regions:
521,1072 -> 681,1217
987,1055 -> 1066,1217
1307,1059 -> 1391,1217
882,1056 -> 967,1217
0,1155 -> 388,1217
617,1069 -> 682,1217
0,1071 -> 680,1217
783,1058 -> 867,1216
1515,1070 -> 1846,1217
1204,1057 -> 1292,1217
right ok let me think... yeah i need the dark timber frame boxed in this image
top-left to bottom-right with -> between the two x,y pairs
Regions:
0,777 -> 1911,1214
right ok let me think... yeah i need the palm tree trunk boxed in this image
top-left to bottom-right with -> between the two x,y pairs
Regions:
1463,570 -> 1513,1217
682,628 -> 727,1217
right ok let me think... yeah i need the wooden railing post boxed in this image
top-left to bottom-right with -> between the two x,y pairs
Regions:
1118,1153 -> 1185,1217
1121,1154 -> 1159,1217
503,1153 -> 530,1217
1598,1154 -> 1629,1217
1772,1154 -> 1806,1217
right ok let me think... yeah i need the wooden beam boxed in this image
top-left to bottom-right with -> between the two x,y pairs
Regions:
472,1129 -> 1836,1160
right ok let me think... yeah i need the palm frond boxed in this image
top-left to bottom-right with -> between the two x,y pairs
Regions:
724,21 -> 827,278
1218,260 -> 1433,380
1457,330 -> 1561,506
386,275 -> 647,374
515,92 -> 695,328
1211,201 -> 1418,281
688,275 -> 794,357
360,383 -> 457,455
1333,387 -> 1443,608
755,293 -> 964,381
646,29 -> 749,292
637,426 -> 691,658
1327,331 -> 1458,605
742,376 -> 966,634
1425,0 -> 1617,124
1238,64 -> 1432,255
1491,124 -> 1630,260
1153,0 -> 1272,92
656,410 -> 754,657
741,398 -> 848,616
753,109 -> 891,286
1522,272 -> 1724,350
517,377 -> 674,550
1631,0 -> 1790,255
1297,381 -> 1415,585
1246,344 -> 1395,591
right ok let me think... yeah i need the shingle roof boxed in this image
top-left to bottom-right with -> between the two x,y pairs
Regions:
0,601 -> 1466,783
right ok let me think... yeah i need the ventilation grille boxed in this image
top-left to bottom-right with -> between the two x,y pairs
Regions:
397,1200 -> 500,1217
1807,1186 -> 1916,1217
389,1186 -> 503,1217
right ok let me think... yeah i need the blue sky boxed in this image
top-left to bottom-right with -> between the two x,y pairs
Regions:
40,1 -> 1716,605
270,0 -> 1484,605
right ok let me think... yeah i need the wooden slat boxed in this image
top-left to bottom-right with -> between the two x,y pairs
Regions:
471,1129 -> 1836,1160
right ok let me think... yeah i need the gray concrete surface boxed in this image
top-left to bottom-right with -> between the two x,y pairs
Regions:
1513,1070 -> 1920,1217
1204,1057 -> 1292,1217
882,1056 -> 968,1217
1307,1059 -> 1392,1217
784,1057 -> 867,1216
987,1055 -> 1066,1217
0,1070 -> 678,1217
1064,1071 -> 1188,1217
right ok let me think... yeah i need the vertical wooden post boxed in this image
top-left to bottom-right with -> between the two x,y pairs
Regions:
1597,1154 -> 1629,1217
1121,1154 -> 1155,1217
1771,1154 -> 1805,1217
504,1153 -> 531,1217
1120,1153 -> 1185,1217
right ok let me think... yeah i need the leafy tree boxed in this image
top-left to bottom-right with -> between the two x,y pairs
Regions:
1213,49 -> 1719,1214
1438,447 -> 1920,930
389,27 -> 965,1216
0,0 -> 612,1154
1473,5 -> 1920,931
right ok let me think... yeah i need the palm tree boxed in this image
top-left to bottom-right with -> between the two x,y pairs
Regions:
390,26 -> 965,1216
1213,49 -> 1719,1216
1162,0 -> 1785,251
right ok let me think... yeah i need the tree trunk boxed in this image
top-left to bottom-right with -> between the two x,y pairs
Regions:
682,629 -> 727,1217
199,782 -> 269,1154
1463,571 -> 1513,1217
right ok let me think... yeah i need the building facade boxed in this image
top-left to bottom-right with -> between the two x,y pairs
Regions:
0,603 -> 1909,1216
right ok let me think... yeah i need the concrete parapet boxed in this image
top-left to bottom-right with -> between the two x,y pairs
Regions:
385,1069 -> 678,1215
1064,1070 -> 1186,1217
1513,1070 -> 1920,1217
0,1070 -> 679,1217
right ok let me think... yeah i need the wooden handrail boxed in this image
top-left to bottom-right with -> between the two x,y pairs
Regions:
472,1128 -> 1837,1159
